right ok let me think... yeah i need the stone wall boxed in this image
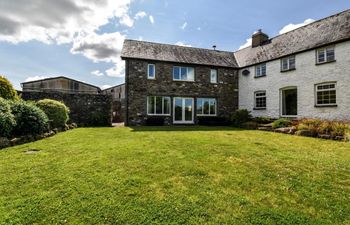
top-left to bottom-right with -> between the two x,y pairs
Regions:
20,91 -> 112,127
125,59 -> 239,125
239,41 -> 350,120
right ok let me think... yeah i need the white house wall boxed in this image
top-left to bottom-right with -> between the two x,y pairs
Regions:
238,40 -> 350,120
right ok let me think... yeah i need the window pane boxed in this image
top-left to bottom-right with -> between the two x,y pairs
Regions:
156,97 -> 163,114
173,67 -> 180,80
318,50 -> 325,63
196,99 -> 203,114
282,59 -> 288,71
210,69 -> 217,83
187,67 -> 194,81
203,100 -> 209,114
164,97 -> 170,114
148,64 -> 155,78
316,83 -> 336,105
148,97 -> 155,114
180,67 -> 187,80
209,99 -> 216,115
326,48 -> 335,61
261,64 -> 266,75
289,57 -> 295,69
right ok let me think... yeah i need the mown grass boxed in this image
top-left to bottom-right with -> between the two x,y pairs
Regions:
0,126 -> 349,224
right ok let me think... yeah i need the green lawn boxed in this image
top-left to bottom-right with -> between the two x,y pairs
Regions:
0,127 -> 349,225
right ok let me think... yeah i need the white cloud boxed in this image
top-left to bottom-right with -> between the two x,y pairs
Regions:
238,38 -> 252,50
70,32 -> 125,63
101,85 -> 112,89
149,15 -> 155,24
197,27 -> 201,31
25,76 -> 49,82
105,58 -> 125,78
279,18 -> 315,34
180,22 -> 188,30
134,11 -> 147,20
0,0 -> 133,44
175,41 -> 192,47
91,70 -> 104,77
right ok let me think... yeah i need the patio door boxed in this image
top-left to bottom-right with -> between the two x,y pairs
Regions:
281,87 -> 298,117
173,97 -> 194,124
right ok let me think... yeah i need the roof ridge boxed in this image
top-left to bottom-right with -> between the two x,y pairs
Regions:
124,39 -> 234,54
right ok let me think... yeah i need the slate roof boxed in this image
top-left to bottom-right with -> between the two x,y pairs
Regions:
21,76 -> 101,90
234,9 -> 350,67
121,40 -> 238,68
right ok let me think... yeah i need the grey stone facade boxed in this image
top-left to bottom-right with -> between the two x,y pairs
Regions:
20,91 -> 112,127
125,59 -> 238,125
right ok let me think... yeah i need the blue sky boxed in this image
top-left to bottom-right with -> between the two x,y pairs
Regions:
1,0 -> 349,90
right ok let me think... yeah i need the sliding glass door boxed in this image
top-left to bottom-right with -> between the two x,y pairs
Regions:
173,97 -> 194,124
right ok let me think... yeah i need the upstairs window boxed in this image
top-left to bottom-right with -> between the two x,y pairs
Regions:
281,56 -> 296,71
147,96 -> 171,115
255,63 -> 266,77
173,66 -> 194,81
210,69 -> 217,83
254,91 -> 266,109
148,64 -> 155,79
317,46 -> 335,64
315,82 -> 336,106
197,98 -> 216,116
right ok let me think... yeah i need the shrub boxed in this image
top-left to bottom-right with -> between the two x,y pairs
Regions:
36,99 -> 70,129
11,100 -> 49,135
272,118 -> 292,129
0,98 -> 16,137
88,111 -> 111,127
296,119 -> 323,136
0,76 -> 19,101
146,117 -> 165,126
253,117 -> 273,124
197,117 -> 230,126
231,109 -> 252,127
330,122 -> 350,137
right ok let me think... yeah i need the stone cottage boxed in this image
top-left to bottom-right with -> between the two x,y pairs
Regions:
121,9 -> 350,125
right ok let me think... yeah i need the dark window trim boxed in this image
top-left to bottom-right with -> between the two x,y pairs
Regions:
315,60 -> 336,66
314,105 -> 338,108
280,68 -> 296,73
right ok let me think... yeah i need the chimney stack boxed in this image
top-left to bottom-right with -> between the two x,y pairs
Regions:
252,29 -> 269,48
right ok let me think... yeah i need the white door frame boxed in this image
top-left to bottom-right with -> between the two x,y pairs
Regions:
173,97 -> 194,124
280,86 -> 298,117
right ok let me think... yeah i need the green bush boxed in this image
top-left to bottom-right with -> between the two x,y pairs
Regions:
11,100 -> 49,135
296,119 -> 323,136
36,99 -> 70,129
254,117 -> 273,124
0,98 -> 16,137
231,109 -> 252,127
88,111 -> 111,127
272,118 -> 292,129
0,76 -> 19,101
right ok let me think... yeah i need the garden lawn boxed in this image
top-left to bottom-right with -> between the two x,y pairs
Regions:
0,126 -> 349,224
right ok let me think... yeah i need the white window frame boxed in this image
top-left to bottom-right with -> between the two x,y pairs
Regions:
254,91 -> 267,109
147,96 -> 171,116
173,66 -> 195,81
210,69 -> 217,83
255,63 -> 266,77
316,46 -> 335,64
147,64 -> 155,79
196,98 -> 217,116
281,55 -> 296,71
315,82 -> 337,106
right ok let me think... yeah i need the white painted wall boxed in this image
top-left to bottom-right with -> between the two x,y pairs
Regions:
238,40 -> 350,120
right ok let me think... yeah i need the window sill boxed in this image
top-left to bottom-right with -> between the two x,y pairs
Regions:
315,60 -> 336,66
173,80 -> 195,82
254,75 -> 266,79
253,107 -> 266,110
197,114 -> 217,117
280,68 -> 296,73
147,114 -> 171,116
314,104 -> 337,108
